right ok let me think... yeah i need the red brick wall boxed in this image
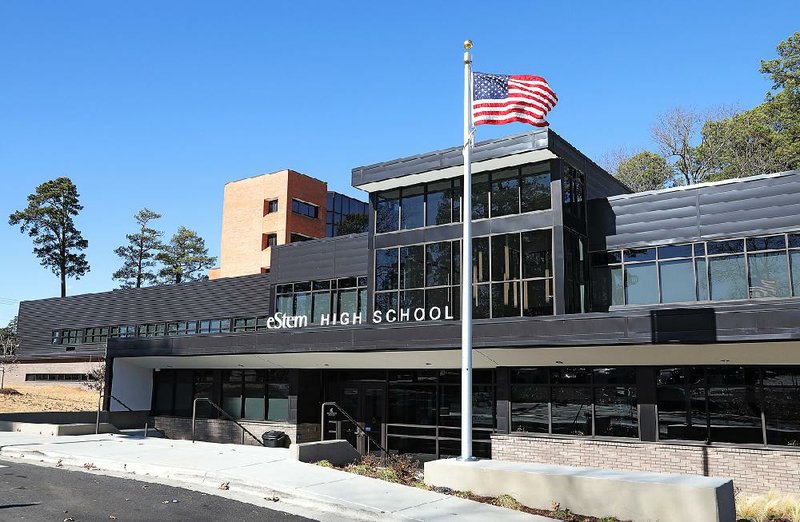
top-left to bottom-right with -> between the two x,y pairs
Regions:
285,170 -> 326,241
492,434 -> 800,494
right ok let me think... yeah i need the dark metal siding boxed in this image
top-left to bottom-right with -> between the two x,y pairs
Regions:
108,298 -> 800,358
588,171 -> 800,251
270,233 -> 368,283
17,274 -> 271,360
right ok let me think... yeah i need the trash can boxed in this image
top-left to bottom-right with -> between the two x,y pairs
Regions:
261,430 -> 289,448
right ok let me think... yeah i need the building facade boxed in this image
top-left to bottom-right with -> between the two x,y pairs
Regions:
15,129 -> 800,493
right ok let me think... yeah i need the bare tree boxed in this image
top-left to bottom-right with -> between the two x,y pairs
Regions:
651,105 -> 739,185
598,146 -> 641,176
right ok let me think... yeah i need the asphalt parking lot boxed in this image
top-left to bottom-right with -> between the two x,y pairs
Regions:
0,459 -> 318,521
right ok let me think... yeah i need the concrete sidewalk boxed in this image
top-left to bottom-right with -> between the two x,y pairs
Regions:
0,432 -> 551,521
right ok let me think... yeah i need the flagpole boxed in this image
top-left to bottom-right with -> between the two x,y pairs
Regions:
460,39 -> 474,461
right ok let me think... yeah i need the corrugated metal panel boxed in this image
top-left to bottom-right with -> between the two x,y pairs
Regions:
17,274 -> 271,360
271,234 -> 368,283
589,171 -> 800,250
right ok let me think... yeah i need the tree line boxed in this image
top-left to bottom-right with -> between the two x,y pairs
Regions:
8,178 -> 215,297
604,32 -> 799,192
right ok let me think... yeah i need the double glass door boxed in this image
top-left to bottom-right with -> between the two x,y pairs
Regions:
335,382 -> 386,455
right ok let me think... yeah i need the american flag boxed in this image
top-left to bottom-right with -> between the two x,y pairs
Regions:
472,72 -> 558,127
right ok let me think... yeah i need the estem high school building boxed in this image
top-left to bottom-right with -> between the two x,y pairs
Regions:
14,129 -> 800,493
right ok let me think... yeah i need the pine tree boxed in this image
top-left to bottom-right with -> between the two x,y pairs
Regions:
9,177 -> 90,297
156,226 -> 216,284
113,208 -> 163,288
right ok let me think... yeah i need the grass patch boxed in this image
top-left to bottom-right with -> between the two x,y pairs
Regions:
736,491 -> 800,522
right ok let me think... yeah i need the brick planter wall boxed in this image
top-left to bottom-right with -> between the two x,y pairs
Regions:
152,416 -> 321,447
492,434 -> 800,494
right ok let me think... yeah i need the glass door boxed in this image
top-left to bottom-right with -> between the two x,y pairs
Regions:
334,381 -> 386,455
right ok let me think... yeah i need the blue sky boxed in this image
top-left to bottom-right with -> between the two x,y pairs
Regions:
1,1 -> 797,325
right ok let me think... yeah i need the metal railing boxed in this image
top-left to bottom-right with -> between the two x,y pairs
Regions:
191,398 -> 264,446
95,392 -> 165,438
320,401 -> 389,456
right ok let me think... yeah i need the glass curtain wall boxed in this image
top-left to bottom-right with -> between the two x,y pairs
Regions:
385,369 -> 495,459
375,229 -> 553,320
152,369 -> 290,422
510,367 -> 638,438
590,232 -> 800,311
374,162 -> 550,234
657,366 -> 800,446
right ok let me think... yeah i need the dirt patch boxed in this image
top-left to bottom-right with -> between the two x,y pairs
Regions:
321,455 -> 627,521
0,384 -> 99,413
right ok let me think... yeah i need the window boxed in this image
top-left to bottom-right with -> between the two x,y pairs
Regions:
274,277 -> 368,324
375,231 -> 553,321
510,367 -> 638,438
291,199 -> 319,219
490,168 -> 520,217
521,163 -> 550,213
263,233 -> 278,249
400,186 -> 424,230
220,369 -> 290,421
290,233 -> 313,243
373,162 -> 551,234
426,181 -> 455,226
264,199 -> 278,215
83,327 -> 109,343
233,318 -> 257,332
376,190 -> 400,233
167,321 -> 197,336
657,366 -> 800,446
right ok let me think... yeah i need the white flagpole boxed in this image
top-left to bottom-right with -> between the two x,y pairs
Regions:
460,39 -> 474,461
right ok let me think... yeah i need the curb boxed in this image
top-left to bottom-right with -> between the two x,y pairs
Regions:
0,446 -> 393,521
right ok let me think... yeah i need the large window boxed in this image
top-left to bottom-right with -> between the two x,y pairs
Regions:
375,230 -> 553,320
510,367 -> 638,438
274,277 -> 368,324
590,232 -> 800,311
374,162 -> 551,233
657,366 -> 800,446
153,368 -> 290,422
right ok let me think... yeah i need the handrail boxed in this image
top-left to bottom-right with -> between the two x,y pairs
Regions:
95,392 -> 167,438
192,398 -> 264,447
320,401 -> 390,457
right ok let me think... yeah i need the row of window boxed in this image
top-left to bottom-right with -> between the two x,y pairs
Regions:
374,230 -> 554,319
25,373 -> 92,382
510,366 -> 800,446
592,233 -> 800,309
291,198 -> 319,219
152,369 -> 290,422
275,277 -> 368,324
375,163 -> 551,234
51,314 -> 294,345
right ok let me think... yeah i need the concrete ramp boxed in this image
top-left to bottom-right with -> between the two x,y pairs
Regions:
425,458 -> 735,522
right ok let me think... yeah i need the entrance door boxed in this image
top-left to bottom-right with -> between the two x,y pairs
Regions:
337,382 -> 386,455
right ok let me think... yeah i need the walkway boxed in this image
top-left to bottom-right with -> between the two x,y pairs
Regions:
0,432 -> 551,521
